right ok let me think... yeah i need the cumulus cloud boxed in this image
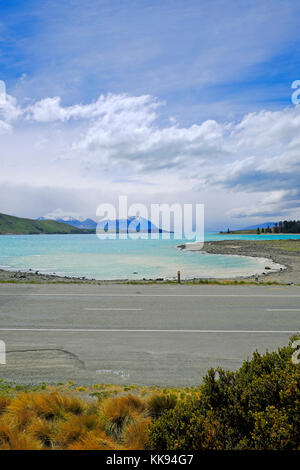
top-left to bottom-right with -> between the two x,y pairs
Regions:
1,91 -> 300,221
202,106 -> 300,217
22,92 -> 227,173
0,94 -> 23,122
0,94 -> 22,133
228,191 -> 300,219
73,115 -> 225,172
26,93 -> 160,123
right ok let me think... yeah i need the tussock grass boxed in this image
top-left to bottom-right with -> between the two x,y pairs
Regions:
101,395 -> 145,440
26,418 -> 53,447
0,396 -> 10,415
123,418 -> 151,450
68,429 -> 117,450
7,391 -> 85,420
0,390 -> 149,450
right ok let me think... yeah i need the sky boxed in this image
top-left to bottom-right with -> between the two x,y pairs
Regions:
0,0 -> 300,230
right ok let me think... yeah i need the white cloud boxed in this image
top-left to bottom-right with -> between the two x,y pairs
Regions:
24,93 -> 227,173
228,191 -> 298,219
1,91 -> 300,222
42,208 -> 85,221
0,94 -> 23,122
201,106 -> 300,217
26,93 -> 160,123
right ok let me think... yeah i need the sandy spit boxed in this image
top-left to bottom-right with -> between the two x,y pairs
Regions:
179,239 -> 300,284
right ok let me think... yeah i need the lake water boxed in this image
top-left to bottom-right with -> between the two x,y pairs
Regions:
0,232 -> 299,280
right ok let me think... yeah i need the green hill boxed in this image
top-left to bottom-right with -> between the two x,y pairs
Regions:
0,213 -> 95,235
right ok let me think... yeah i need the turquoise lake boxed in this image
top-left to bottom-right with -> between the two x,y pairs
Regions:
0,232 -> 299,280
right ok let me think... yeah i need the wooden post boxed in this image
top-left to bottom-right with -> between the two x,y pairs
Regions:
177,270 -> 181,284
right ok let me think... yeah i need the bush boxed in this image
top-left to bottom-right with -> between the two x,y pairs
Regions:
147,394 -> 177,418
251,406 -> 295,450
149,337 -> 300,450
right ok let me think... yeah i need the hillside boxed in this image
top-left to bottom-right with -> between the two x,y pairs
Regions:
38,216 -> 97,229
0,213 -> 95,235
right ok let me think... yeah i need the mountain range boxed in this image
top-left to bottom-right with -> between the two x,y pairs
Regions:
38,216 -> 164,233
37,216 -> 97,229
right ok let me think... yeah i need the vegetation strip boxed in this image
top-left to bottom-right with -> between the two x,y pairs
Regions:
0,337 -> 299,450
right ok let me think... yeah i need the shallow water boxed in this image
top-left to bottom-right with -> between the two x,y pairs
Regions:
0,232 -> 297,280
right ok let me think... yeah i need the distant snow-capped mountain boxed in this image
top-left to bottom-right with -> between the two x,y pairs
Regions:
37,217 -> 97,229
37,215 -> 164,232
96,216 -> 163,233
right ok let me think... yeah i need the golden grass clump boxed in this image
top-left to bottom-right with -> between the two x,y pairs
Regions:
0,391 -> 94,449
53,413 -> 101,447
102,395 -> 145,419
26,418 -> 54,447
7,407 -> 37,430
68,429 -> 117,450
0,419 -> 43,450
0,396 -> 10,415
122,418 -> 151,450
0,390 -> 150,450
101,395 -> 145,440
7,392 -> 86,420
0,433 -> 43,450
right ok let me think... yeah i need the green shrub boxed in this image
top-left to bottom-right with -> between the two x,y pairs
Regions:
147,394 -> 177,419
251,406 -> 295,449
148,399 -> 228,450
149,337 -> 300,450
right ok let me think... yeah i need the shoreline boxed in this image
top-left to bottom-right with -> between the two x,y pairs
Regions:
179,239 -> 300,284
218,232 -> 300,236
1,239 -> 298,284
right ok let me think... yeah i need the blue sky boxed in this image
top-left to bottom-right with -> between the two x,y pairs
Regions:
2,0 -> 300,120
1,0 -> 300,228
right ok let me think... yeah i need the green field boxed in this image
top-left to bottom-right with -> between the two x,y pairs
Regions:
0,213 -> 94,235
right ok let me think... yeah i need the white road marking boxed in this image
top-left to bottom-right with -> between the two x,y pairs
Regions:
267,309 -> 300,312
84,308 -> 143,311
0,293 -> 300,297
0,328 -> 297,333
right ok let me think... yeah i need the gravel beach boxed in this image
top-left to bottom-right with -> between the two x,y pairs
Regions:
180,239 -> 300,284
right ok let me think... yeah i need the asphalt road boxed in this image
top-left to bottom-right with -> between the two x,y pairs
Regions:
0,283 -> 299,386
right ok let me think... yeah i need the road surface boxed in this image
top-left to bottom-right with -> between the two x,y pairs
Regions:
0,283 -> 299,386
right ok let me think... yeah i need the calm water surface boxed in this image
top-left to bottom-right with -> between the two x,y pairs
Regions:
0,232 -> 298,280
